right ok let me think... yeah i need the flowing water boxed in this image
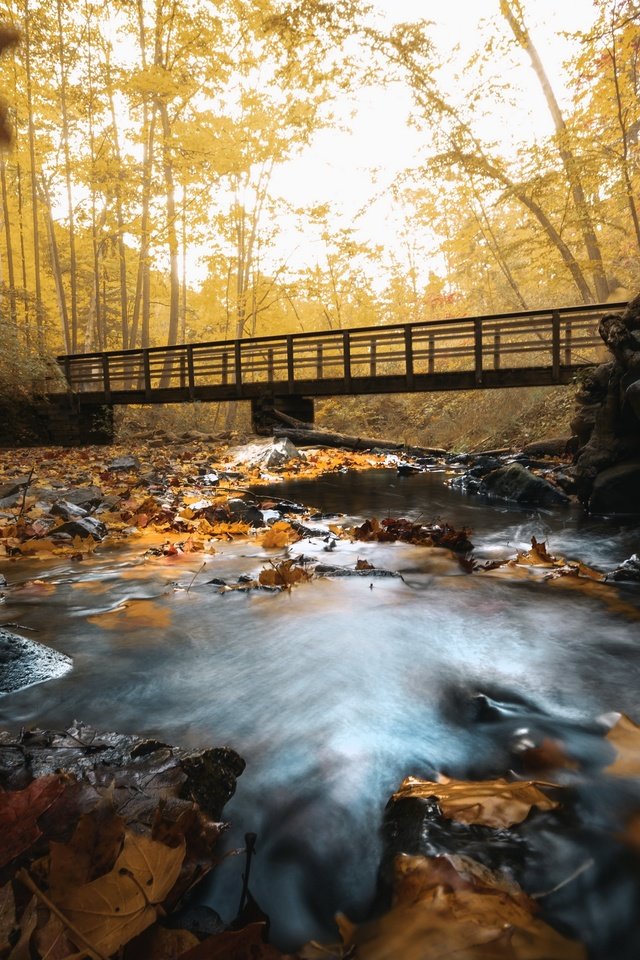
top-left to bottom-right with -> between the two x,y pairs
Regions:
1,469 -> 640,954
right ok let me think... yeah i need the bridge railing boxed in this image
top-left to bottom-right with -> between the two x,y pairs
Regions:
58,302 -> 620,399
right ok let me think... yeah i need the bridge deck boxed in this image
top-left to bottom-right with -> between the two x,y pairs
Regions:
56,303 -> 619,405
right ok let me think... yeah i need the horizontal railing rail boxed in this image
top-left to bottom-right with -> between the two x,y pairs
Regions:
55,302 -> 624,403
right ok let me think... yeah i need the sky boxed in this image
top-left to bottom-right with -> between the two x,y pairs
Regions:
265,0 -> 600,283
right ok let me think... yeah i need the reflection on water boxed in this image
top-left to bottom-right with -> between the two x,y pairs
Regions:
0,469 -> 639,953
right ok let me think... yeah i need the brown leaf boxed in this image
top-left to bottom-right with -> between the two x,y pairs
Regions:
336,854 -> 585,960
48,807 -> 126,898
0,882 -> 16,952
0,775 -> 68,868
124,924 -> 199,959
355,558 -> 374,570
7,896 -> 37,960
258,560 -> 312,589
178,921 -> 293,959
516,536 -> 556,566
57,832 -> 185,957
604,713 -> 640,777
392,775 -> 558,828
261,522 -> 301,549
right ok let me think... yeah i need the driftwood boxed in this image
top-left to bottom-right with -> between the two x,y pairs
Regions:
272,425 -> 446,457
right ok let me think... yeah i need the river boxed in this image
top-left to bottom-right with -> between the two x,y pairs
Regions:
1,468 -> 639,954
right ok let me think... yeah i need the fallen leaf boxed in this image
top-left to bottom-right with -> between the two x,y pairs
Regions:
0,883 -> 16,951
392,775 -> 558,828
48,807 -> 126,898
258,560 -> 312,589
604,713 -> 640,777
516,537 -> 556,566
57,832 -> 185,957
336,854 -> 585,960
355,558 -> 374,570
0,775 -> 68,868
87,599 -> 172,630
261,522 -> 301,548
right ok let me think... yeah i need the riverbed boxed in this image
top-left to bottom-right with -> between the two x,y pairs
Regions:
1,468 -> 639,954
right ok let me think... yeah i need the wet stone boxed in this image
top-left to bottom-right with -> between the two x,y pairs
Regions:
50,499 -> 88,521
107,454 -> 140,472
0,476 -> 32,500
609,554 -> 640,582
0,629 -> 72,695
52,517 -> 108,541
56,486 -> 104,510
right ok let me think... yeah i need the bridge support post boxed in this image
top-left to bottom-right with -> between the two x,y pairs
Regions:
251,395 -> 314,435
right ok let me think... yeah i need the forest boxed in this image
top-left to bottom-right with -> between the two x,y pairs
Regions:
0,0 -> 638,402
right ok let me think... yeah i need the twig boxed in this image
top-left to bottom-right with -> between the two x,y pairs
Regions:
531,858 -> 594,899
16,869 -> 110,960
15,468 -> 34,521
186,561 -> 206,593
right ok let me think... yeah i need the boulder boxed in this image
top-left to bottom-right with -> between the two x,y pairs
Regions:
56,486 -> 104,510
0,475 -> 32,500
521,437 -> 571,458
478,462 -> 569,506
609,554 -> 640,582
52,516 -> 108,540
229,437 -> 306,469
107,454 -> 140,472
0,629 -> 72,695
589,459 -> 640,515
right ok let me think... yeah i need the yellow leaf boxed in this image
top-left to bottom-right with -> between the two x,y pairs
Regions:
335,854 -> 585,960
605,713 -> 640,777
58,833 -> 185,958
260,521 -> 301,548
392,775 -> 558,828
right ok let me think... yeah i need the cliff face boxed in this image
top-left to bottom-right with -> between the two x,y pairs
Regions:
572,296 -> 640,514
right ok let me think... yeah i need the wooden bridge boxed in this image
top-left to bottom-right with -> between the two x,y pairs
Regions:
54,302 -> 617,421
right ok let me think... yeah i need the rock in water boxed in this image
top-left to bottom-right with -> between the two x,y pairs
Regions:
589,459 -> 640,515
479,462 -> 569,506
609,554 -> 640,582
229,437 -> 306,469
0,629 -> 72,695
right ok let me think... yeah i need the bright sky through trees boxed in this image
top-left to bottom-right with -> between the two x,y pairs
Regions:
271,0 -> 601,281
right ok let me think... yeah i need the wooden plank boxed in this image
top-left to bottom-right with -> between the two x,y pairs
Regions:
493,329 -> 501,370
142,349 -> 152,400
234,341 -> 243,395
404,326 -> 414,388
474,318 -> 483,385
287,336 -> 295,393
187,344 -> 195,400
343,331 -> 352,392
316,343 -> 324,378
369,341 -> 377,377
102,355 -> 111,402
552,311 -> 560,380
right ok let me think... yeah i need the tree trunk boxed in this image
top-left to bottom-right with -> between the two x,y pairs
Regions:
56,0 -> 79,350
24,0 -> 44,348
39,176 -> 70,354
104,41 -> 130,349
1,157 -> 17,327
500,0 -> 610,301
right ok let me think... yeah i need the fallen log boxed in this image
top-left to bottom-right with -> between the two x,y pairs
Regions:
272,425 -> 446,457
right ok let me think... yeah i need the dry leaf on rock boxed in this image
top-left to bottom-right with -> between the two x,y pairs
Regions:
7,896 -> 38,960
57,832 -> 185,957
516,537 -> 557,567
604,713 -> 640,777
261,522 -> 301,548
0,775 -> 68,868
392,775 -> 558,828
258,560 -> 312,589
337,854 -> 585,960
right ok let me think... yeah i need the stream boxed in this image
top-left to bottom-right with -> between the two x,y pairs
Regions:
1,468 -> 640,954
